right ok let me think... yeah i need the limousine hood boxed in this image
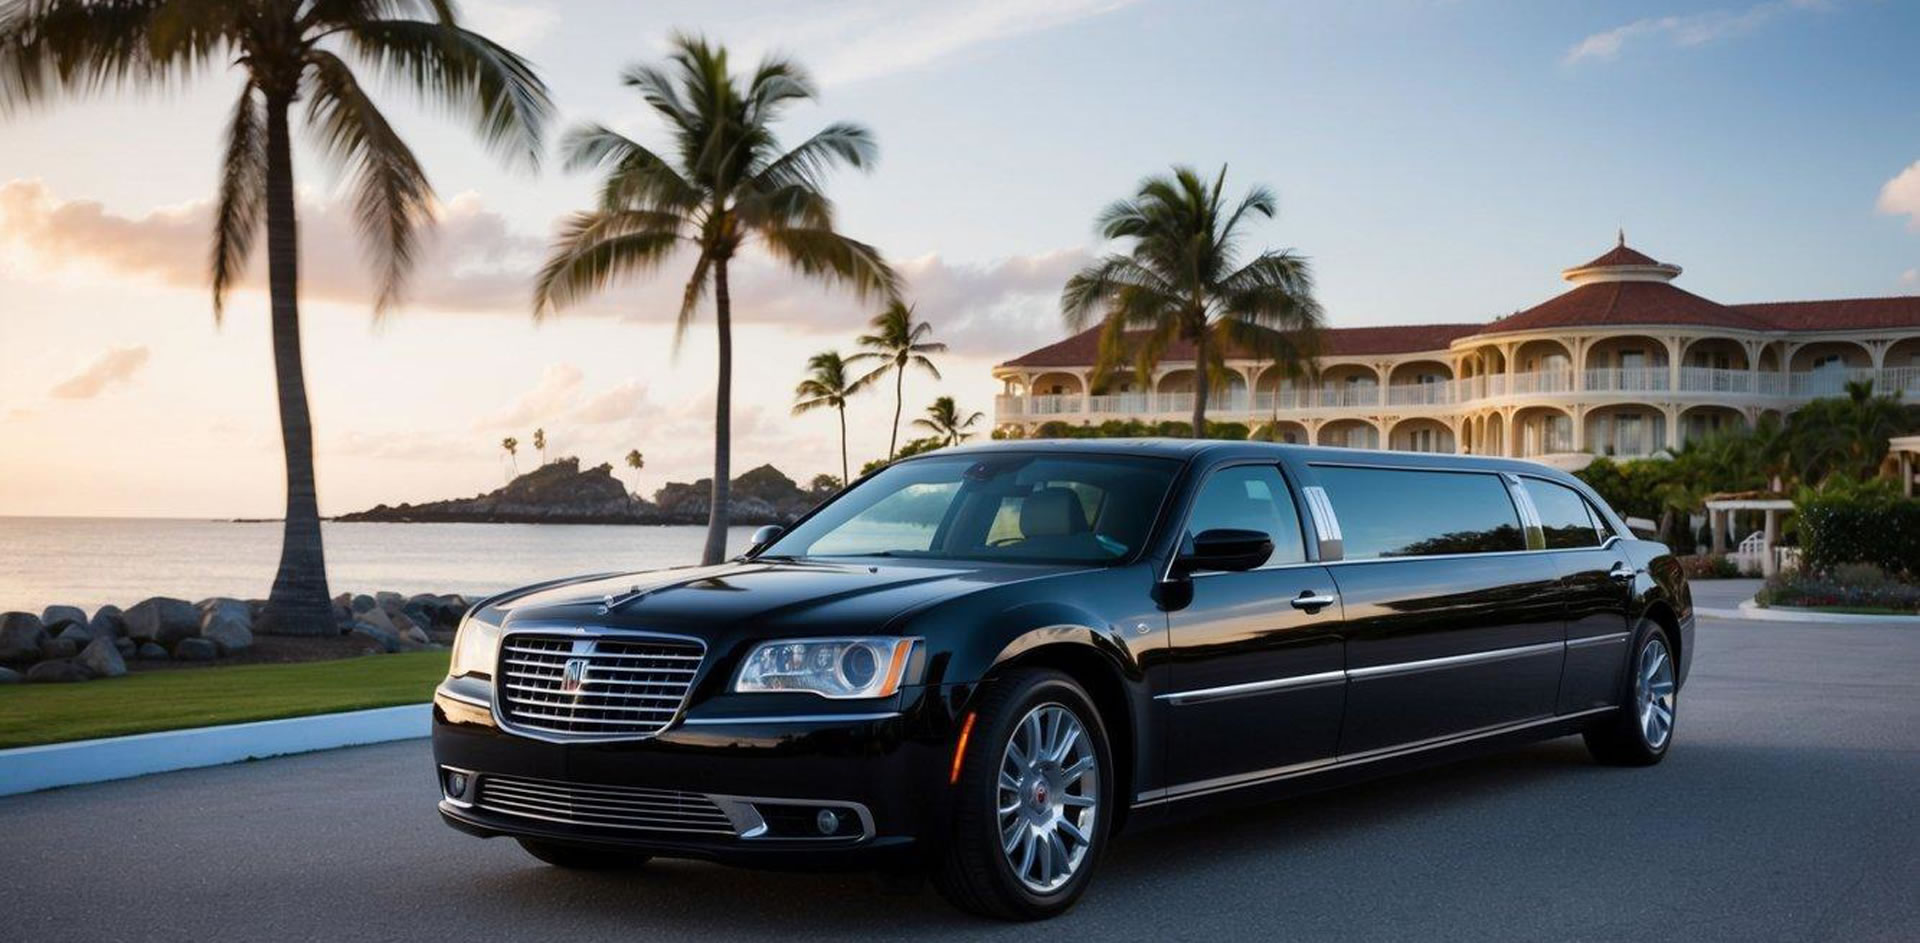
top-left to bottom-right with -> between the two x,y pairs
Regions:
481,557 -> 1081,639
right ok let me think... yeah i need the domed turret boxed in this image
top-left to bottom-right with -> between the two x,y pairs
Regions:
1560,231 -> 1683,286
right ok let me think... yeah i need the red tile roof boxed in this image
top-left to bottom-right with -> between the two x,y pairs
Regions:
1476,281 -> 1773,336
1569,243 -> 1664,270
999,323 -> 1484,368
1731,297 -> 1920,331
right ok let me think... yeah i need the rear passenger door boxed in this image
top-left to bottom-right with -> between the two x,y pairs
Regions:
1520,475 -> 1634,713
1308,464 -> 1566,757
1162,463 -> 1346,795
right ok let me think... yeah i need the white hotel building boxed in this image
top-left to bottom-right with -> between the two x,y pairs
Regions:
991,239 -> 1920,469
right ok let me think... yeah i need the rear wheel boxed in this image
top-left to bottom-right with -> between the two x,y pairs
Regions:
516,838 -> 651,870
934,669 -> 1112,921
1584,621 -> 1677,766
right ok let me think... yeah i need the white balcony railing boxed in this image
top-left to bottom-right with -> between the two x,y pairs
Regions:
1583,367 -> 1670,392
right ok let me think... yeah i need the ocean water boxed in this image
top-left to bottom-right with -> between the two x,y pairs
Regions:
0,517 -> 762,612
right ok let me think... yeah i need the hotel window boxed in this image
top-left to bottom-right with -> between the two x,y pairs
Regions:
1811,354 -> 1844,370
1618,350 -> 1646,370
1691,350 -> 1733,370
1407,427 -> 1441,452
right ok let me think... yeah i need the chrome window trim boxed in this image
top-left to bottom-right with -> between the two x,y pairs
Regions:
1300,485 -> 1344,561
1503,472 -> 1547,550
490,623 -> 708,745
1133,705 -> 1619,806
1346,640 -> 1564,681
1154,670 -> 1345,705
1161,460 -> 1315,581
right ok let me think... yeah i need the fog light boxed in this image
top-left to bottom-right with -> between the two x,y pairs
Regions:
815,808 -> 841,835
445,771 -> 470,799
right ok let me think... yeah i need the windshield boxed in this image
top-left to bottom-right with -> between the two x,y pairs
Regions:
762,452 -> 1178,565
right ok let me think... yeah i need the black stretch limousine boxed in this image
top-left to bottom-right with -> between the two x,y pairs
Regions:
432,440 -> 1692,920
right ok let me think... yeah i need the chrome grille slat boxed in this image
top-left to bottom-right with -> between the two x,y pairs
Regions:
495,632 -> 704,741
475,774 -> 737,836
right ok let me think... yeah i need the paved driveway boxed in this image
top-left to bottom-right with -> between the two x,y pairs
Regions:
6,614 -> 1917,942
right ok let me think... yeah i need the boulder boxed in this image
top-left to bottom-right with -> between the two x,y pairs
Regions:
383,606 -> 422,637
77,638 -> 127,678
41,605 -> 88,631
351,594 -> 377,614
0,612 -> 48,663
40,636 -> 78,660
123,597 -> 199,646
348,621 -> 400,653
172,637 -> 218,661
197,597 -> 253,628
333,604 -> 356,629
333,592 -> 354,611
89,605 -> 125,639
56,624 -> 93,645
358,606 -> 399,635
375,591 -> 406,610
401,625 -> 431,646
199,608 -> 254,655
0,666 -> 20,684
114,636 -> 136,657
26,659 -> 90,683
136,642 -> 169,660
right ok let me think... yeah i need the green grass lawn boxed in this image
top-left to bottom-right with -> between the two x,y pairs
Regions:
0,652 -> 448,749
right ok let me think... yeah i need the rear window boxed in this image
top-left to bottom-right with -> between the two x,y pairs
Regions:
1522,478 -> 1605,549
1312,465 -> 1525,559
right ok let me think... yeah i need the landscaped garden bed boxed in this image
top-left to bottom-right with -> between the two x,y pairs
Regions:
1755,564 -> 1920,616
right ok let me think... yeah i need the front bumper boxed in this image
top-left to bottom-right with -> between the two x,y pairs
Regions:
430,683 -> 954,870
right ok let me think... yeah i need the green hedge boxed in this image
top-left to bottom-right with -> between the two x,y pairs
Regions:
1797,495 -> 1920,576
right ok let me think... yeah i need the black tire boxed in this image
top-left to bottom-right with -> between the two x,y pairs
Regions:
1584,620 -> 1677,766
516,838 -> 651,870
933,668 -> 1113,921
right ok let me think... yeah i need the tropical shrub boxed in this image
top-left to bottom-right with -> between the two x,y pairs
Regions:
1795,486 -> 1920,577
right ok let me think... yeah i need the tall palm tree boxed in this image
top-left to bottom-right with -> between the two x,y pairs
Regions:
1062,165 -> 1324,438
533,35 -> 896,565
792,350 -> 859,486
0,0 -> 552,635
1790,380 -> 1908,483
913,395 -> 983,446
532,427 -> 547,465
853,301 -> 945,459
501,436 -> 519,479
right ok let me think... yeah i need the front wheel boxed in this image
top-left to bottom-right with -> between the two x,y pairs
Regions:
1584,621 -> 1677,766
516,838 -> 651,870
934,669 -> 1112,921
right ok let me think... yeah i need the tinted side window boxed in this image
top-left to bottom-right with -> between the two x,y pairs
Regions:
1523,478 -> 1603,549
1184,465 -> 1307,565
1312,466 -> 1524,559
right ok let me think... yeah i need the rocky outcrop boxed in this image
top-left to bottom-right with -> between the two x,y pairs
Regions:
339,458 -> 833,525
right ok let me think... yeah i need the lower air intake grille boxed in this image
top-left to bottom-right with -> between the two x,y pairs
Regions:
495,632 -> 704,740
475,774 -> 737,835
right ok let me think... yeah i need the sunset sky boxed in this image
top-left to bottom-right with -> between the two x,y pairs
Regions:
1,0 -> 1916,518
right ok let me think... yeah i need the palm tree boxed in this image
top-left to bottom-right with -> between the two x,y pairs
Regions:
913,396 -> 983,446
0,1 -> 552,635
533,35 -> 896,566
853,301 -> 946,459
624,449 -> 644,496
1062,165 -> 1324,437
501,437 -> 519,479
532,427 -> 547,466
792,350 -> 860,486
1790,380 -> 1908,483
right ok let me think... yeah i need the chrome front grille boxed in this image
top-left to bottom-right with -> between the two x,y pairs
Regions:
474,774 -> 738,836
495,631 -> 704,740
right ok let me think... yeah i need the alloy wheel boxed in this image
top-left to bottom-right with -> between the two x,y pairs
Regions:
1636,636 -> 1677,749
996,702 -> 1100,893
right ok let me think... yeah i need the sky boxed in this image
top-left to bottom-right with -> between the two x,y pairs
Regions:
1,0 -> 1917,518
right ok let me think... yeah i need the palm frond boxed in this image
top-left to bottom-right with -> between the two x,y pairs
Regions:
211,83 -> 267,320
0,0 -> 183,113
342,17 -> 553,169
560,123 -> 703,212
750,122 -> 876,192
759,226 -> 898,301
531,209 -> 683,317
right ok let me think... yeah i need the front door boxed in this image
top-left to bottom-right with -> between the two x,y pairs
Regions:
1519,476 -> 1634,712
1163,463 -> 1345,797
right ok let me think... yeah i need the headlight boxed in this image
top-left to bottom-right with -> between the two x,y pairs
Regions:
447,615 -> 501,678
733,638 -> 918,699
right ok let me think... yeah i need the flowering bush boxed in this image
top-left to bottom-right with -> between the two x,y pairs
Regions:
1678,554 -> 1743,579
1756,564 -> 1920,614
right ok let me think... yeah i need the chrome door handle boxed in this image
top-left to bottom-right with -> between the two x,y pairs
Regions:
1608,564 -> 1637,582
1291,592 -> 1336,613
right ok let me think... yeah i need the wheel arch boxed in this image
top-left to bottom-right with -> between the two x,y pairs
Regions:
983,638 -> 1144,832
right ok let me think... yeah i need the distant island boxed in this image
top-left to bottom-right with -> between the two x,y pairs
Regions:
337,458 -> 836,526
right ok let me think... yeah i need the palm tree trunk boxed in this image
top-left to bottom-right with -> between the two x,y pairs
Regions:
837,404 -> 849,485
258,95 -> 333,636
1190,330 -> 1210,439
890,368 -> 904,460
701,256 -> 733,566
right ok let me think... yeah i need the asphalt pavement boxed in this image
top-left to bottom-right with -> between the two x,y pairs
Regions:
5,612 -> 1917,942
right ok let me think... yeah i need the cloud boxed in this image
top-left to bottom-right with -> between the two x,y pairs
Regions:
572,380 -> 649,424
0,180 -> 542,315
1563,0 -> 1830,64
1878,161 -> 1920,231
49,346 -> 150,400
459,1 -> 558,47
479,363 -> 585,429
723,0 -> 1142,87
1902,268 -> 1918,289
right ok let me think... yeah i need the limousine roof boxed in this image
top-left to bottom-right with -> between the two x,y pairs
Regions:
927,437 -> 1584,480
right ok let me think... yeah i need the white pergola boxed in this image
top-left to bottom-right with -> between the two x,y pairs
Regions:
1703,494 -> 1796,577
1893,435 -> 1920,498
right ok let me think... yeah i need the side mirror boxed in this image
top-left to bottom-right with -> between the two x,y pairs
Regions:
748,524 -> 784,554
1176,528 -> 1274,574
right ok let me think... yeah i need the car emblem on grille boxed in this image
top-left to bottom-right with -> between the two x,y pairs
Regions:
559,657 -> 588,694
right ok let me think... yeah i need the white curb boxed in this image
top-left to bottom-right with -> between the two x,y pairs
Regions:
0,703 -> 430,798
1693,601 -> 1920,625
